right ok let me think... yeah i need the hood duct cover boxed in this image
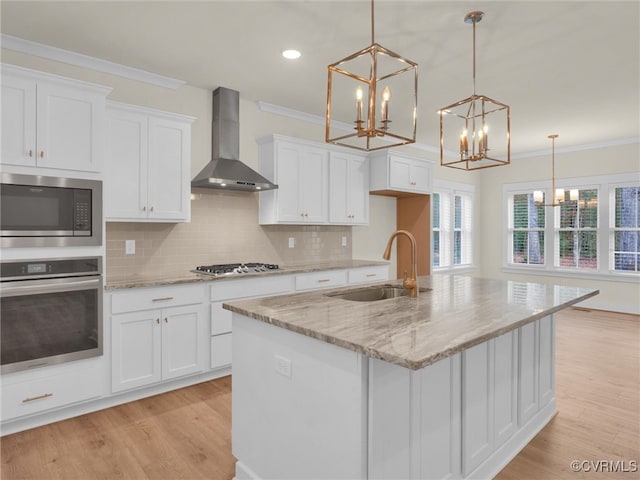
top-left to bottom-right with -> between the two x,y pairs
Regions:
191,87 -> 278,192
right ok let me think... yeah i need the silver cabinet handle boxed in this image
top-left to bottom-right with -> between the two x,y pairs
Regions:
39,150 -> 45,158
164,317 -> 168,323
317,279 -> 331,283
156,318 -> 160,324
143,206 -> 147,212
150,206 -> 154,212
22,393 -> 53,403
366,273 -> 377,277
28,149 -> 33,157
152,296 -> 174,302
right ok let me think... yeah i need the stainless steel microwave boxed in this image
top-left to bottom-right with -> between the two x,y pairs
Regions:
0,173 -> 102,247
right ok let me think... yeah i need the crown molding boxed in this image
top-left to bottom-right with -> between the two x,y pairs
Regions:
257,101 -> 639,158
1,34 -> 186,89
257,101 -> 441,156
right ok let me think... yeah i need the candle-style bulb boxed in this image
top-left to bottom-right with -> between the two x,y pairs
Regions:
355,87 -> 363,124
382,86 -> 391,102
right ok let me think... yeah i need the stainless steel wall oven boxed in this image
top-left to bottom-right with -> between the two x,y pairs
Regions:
0,257 -> 103,374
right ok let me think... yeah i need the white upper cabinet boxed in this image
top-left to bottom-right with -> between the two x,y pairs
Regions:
329,151 -> 369,225
105,102 -> 195,222
369,150 -> 433,195
258,134 -> 371,226
259,135 -> 329,224
1,64 -> 111,174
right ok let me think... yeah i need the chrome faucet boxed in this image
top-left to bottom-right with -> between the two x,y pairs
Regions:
383,229 -> 419,298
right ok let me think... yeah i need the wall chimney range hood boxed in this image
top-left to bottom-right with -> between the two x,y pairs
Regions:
191,87 -> 277,192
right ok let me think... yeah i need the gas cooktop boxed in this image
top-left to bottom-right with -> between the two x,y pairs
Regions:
192,262 -> 280,276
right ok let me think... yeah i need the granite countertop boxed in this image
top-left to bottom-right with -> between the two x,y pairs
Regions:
104,259 -> 389,290
223,275 -> 599,370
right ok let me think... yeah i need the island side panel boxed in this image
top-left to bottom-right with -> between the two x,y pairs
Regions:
368,316 -> 557,480
231,313 -> 368,480
368,354 -> 462,479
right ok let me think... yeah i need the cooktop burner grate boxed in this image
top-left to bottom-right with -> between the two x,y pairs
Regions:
192,262 -> 280,276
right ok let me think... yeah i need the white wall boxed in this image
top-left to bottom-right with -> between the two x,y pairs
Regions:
477,142 -> 640,314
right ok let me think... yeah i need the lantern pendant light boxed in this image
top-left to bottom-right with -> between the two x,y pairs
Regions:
326,0 -> 418,151
533,134 -> 579,207
439,11 -> 510,170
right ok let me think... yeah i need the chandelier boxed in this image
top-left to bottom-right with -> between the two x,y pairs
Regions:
534,134 -> 578,207
439,11 -> 510,170
326,0 -> 418,151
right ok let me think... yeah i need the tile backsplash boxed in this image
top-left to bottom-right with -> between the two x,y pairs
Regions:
105,189 -> 352,281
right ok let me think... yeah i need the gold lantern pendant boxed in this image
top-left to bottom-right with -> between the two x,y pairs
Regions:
326,0 -> 418,151
439,11 -> 511,170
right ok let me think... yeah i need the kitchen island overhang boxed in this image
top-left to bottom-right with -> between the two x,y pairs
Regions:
224,275 -> 598,480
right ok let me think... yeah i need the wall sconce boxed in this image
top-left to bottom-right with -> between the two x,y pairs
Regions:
439,11 -> 510,170
326,0 -> 418,151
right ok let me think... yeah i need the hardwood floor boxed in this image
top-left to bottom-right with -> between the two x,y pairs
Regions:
1,308 -> 638,480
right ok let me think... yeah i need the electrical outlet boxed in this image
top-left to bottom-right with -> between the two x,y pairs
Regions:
125,239 -> 135,255
341,236 -> 348,247
274,355 -> 292,378
288,237 -> 295,249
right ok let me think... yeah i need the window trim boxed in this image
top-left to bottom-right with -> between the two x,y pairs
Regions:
433,179 -> 476,273
502,173 -> 639,282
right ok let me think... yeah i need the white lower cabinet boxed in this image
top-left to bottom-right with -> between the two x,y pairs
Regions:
1,358 -> 103,424
110,285 -> 207,393
210,275 -> 294,369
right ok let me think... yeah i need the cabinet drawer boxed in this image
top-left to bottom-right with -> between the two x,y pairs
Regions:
211,333 -> 232,369
2,367 -> 102,420
348,266 -> 389,284
211,302 -> 232,335
111,284 -> 205,314
209,275 -> 293,302
295,270 -> 347,291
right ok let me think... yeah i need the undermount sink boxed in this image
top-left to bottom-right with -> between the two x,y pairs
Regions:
326,284 -> 431,302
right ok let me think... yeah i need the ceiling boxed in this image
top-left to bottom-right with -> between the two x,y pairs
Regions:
1,1 -> 638,157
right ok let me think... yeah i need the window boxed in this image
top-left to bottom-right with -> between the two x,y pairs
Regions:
509,193 -> 546,265
504,174 -> 639,280
556,188 -> 598,269
432,182 -> 474,270
612,185 -> 639,272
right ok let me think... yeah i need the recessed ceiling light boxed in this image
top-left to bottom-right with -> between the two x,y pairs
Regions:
282,49 -> 301,60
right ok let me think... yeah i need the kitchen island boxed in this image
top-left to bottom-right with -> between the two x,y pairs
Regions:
223,275 -> 598,480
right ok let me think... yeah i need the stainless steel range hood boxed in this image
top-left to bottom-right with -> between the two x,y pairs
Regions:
191,87 -> 277,192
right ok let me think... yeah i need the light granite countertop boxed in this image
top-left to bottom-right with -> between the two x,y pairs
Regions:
104,259 -> 389,290
223,275 -> 599,370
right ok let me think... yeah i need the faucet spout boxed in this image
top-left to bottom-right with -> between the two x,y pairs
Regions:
383,229 -> 419,298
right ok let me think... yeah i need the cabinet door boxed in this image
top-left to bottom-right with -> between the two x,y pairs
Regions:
493,330 -> 518,448
389,155 -> 412,190
410,161 -> 431,193
112,310 -> 162,392
462,341 -> 493,475
36,82 -> 104,172
518,321 -> 539,425
273,141 -> 303,222
147,117 -> 191,221
329,152 -> 369,225
329,153 -> 349,223
1,74 -> 37,167
105,109 -> 148,219
347,155 -> 369,224
162,304 -> 205,380
538,315 -> 555,407
298,146 -> 328,223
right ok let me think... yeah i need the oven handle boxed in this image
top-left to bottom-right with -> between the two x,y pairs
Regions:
0,276 -> 102,297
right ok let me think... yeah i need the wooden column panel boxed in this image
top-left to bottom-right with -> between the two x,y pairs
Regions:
396,195 -> 431,279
